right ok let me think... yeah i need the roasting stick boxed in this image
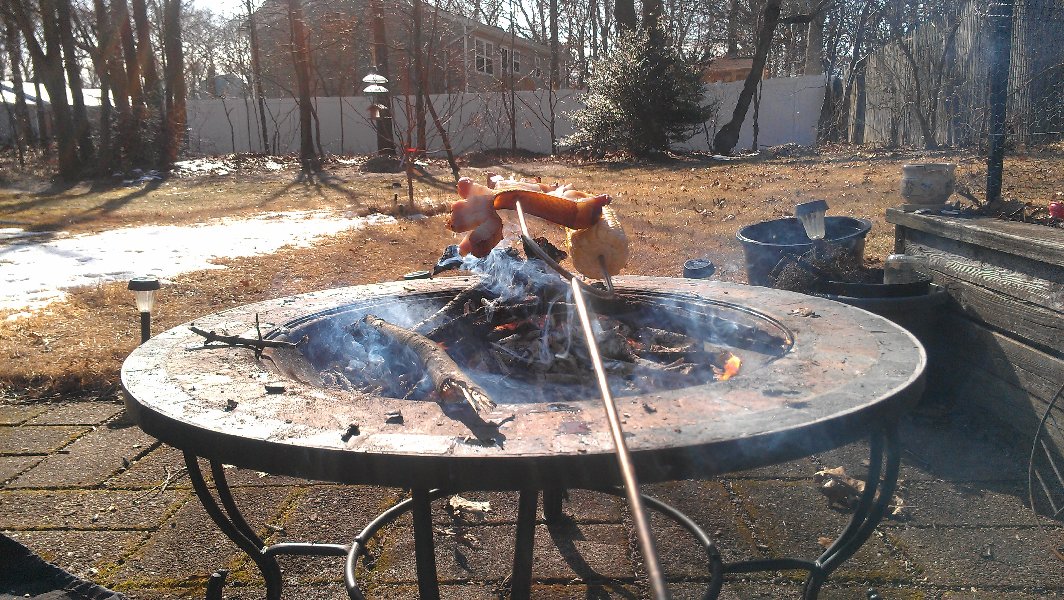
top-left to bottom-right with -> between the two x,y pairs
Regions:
570,279 -> 670,600
512,201 -> 612,299
512,199 -> 667,598
597,255 -> 615,295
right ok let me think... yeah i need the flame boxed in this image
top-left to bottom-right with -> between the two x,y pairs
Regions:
719,354 -> 741,381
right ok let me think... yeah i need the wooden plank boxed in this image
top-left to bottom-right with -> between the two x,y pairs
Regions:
929,268 -> 1064,356
933,317 -> 1064,452
888,209 -> 1064,267
902,230 -> 1064,310
945,362 -> 1064,454
934,313 -> 1064,404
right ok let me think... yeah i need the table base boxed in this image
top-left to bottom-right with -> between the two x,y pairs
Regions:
186,425 -> 899,600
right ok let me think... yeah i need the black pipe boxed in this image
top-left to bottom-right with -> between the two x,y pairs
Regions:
139,311 -> 151,345
986,0 -> 1015,205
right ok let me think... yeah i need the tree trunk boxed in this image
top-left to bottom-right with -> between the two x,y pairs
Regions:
56,0 -> 94,163
4,22 -> 35,146
162,0 -> 186,165
549,0 -> 558,152
91,0 -> 115,171
370,0 -> 395,155
131,0 -> 159,96
286,0 -> 318,171
114,1 -> 142,112
412,0 -> 426,155
131,0 -> 162,137
641,0 -> 663,38
841,0 -> 872,144
727,0 -> 740,56
615,0 -> 636,32
109,0 -> 137,162
803,2 -> 825,75
423,84 -> 458,182
713,0 -> 782,155
245,0 -> 271,153
17,0 -> 80,177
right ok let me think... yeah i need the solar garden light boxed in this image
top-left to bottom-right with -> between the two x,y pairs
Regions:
128,276 -> 160,345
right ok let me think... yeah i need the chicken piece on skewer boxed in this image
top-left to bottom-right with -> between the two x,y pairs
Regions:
566,205 -> 630,278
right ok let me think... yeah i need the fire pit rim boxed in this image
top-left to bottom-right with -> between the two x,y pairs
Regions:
121,276 -> 926,489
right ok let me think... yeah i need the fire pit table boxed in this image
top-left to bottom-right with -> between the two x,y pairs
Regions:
121,276 -> 925,600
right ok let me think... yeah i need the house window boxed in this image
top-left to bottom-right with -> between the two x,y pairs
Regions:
475,38 -> 494,75
512,49 -> 521,73
501,48 -> 509,72
531,56 -> 542,78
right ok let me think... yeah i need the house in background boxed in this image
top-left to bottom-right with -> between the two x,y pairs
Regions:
702,56 -> 755,84
1,81 -> 103,144
251,0 -> 553,99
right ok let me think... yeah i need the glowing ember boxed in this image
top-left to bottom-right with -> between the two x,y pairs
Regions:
718,354 -> 742,381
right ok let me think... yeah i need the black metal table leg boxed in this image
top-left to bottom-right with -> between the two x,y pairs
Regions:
183,452 -> 283,600
510,490 -> 539,599
411,488 -> 441,600
802,425 -> 901,599
543,488 -> 567,524
718,423 -> 902,599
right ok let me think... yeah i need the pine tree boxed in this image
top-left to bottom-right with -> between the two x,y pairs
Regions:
564,28 -> 711,158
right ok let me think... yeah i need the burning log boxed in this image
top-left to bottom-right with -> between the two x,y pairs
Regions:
361,315 -> 497,415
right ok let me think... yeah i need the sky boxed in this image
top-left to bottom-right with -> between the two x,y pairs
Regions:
193,0 -> 246,18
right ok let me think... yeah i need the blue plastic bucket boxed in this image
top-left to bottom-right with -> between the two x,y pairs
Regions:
735,216 -> 872,286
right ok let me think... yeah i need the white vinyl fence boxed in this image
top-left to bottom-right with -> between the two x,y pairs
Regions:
185,75 -> 824,156
2,75 -> 824,156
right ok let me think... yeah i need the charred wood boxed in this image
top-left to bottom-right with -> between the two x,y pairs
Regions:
361,315 -> 496,415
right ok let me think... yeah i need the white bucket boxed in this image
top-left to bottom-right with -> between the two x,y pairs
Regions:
900,163 -> 956,206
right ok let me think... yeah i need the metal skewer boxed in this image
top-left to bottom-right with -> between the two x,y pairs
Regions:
570,279 -> 670,600
511,199 -> 667,599
598,255 -> 615,295
512,201 -> 611,299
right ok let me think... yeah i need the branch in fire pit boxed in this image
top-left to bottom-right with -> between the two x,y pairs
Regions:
189,325 -> 301,351
362,315 -> 497,415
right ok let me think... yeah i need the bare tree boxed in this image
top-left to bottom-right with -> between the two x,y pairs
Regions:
286,0 -> 317,171
369,0 -> 395,155
615,0 -> 636,32
161,0 -> 186,164
245,0 -> 271,153
412,0 -> 426,154
4,0 -> 82,178
713,0 -> 783,155
56,0 -> 94,163
880,0 -> 962,149
548,0 -> 558,151
3,21 -> 36,150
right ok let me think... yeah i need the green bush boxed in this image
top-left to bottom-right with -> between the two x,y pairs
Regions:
563,28 -> 713,158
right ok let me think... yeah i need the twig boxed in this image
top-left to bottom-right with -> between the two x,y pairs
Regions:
133,465 -> 189,502
189,325 -> 300,350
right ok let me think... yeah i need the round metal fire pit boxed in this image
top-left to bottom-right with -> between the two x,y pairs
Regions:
121,276 -> 925,490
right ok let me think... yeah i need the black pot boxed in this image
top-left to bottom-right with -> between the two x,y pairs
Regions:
819,268 -> 932,298
736,216 -> 872,286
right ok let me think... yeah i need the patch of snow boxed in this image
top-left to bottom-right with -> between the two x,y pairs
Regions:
122,169 -> 163,185
173,158 -> 233,175
264,159 -> 285,171
0,211 -> 397,312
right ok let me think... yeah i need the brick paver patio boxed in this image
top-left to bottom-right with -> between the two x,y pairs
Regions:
2,399 -> 1061,599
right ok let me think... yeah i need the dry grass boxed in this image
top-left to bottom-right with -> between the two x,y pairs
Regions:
2,146 -> 1061,399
